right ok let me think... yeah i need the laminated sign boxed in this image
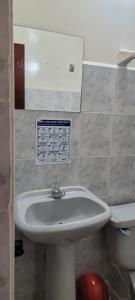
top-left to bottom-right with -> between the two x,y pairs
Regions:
36,119 -> 71,164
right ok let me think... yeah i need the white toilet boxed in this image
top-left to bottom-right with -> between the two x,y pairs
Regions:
105,202 -> 135,298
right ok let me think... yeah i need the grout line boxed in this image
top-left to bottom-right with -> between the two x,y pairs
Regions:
15,155 -> 135,161
79,155 -> 110,158
15,156 -> 80,161
75,155 -> 135,158
81,111 -> 135,116
108,114 -> 114,206
78,113 -> 82,186
14,109 -> 135,116
81,111 -> 113,114
15,158 -> 35,161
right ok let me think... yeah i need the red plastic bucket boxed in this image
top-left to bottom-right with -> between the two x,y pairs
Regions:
77,273 -> 109,300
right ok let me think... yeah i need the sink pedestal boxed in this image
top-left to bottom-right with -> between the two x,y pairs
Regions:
45,244 -> 76,300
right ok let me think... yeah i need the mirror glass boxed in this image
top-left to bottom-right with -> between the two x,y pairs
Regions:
14,25 -> 83,112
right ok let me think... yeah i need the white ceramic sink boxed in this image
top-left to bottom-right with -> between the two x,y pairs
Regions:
15,186 -> 111,300
15,186 -> 111,244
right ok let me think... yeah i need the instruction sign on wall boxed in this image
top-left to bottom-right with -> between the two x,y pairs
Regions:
36,119 -> 71,164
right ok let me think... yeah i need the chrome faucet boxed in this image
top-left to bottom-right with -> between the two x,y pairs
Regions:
51,182 -> 65,199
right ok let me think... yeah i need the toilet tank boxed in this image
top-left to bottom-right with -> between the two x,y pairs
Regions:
106,203 -> 135,270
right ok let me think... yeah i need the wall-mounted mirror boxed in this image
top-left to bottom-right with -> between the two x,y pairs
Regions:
14,25 -> 83,112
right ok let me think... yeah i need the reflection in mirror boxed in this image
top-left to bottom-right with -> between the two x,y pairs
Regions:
14,25 -> 83,112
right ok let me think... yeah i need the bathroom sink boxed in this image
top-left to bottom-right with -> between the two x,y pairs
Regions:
15,186 -> 111,300
15,186 -> 111,244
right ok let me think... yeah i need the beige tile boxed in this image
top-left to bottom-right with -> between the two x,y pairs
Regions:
75,234 -> 106,279
112,115 -> 135,155
44,157 -> 80,188
82,64 -> 115,113
114,68 -> 135,114
79,156 -> 110,199
81,113 -> 112,156
15,159 -> 45,194
110,156 -> 135,205
15,247 -> 43,293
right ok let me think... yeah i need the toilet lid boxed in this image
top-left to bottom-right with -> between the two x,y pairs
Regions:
110,203 -> 135,228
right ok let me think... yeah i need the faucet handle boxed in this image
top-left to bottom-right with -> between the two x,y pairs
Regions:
51,182 -> 65,199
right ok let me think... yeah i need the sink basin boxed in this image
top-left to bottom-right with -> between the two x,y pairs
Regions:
15,186 -> 111,244
15,186 -> 111,300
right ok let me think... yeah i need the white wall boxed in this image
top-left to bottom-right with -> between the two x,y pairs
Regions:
13,0 -> 135,64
